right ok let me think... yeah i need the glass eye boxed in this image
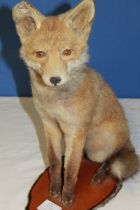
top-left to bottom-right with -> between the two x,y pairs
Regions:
35,51 -> 46,58
63,49 -> 72,56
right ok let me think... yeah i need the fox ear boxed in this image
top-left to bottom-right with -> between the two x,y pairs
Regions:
12,1 -> 44,43
64,0 -> 95,35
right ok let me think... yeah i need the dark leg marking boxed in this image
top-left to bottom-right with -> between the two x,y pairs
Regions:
48,144 -> 62,198
92,161 -> 110,184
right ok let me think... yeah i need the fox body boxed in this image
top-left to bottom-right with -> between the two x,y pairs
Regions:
13,0 -> 139,207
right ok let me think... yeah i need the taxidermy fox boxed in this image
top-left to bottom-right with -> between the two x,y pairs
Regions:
13,0 -> 139,207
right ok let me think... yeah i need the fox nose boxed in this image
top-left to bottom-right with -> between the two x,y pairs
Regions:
50,77 -> 61,86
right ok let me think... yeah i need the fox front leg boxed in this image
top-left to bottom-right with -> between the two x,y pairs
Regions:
62,129 -> 86,207
43,120 -> 63,198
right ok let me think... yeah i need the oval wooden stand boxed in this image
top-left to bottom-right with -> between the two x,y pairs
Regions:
28,159 -> 121,210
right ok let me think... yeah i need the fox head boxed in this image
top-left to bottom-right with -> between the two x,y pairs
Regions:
12,0 -> 95,87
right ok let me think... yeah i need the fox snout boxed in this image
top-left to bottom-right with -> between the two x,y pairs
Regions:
41,62 -> 68,87
42,75 -> 64,86
50,77 -> 61,86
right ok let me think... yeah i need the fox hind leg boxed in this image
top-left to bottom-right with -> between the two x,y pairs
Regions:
92,161 -> 110,184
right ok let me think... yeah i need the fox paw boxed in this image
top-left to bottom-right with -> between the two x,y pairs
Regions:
62,192 -> 74,207
92,163 -> 110,184
50,185 -> 61,198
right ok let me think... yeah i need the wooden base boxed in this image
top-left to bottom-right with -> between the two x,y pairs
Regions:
27,159 -> 122,210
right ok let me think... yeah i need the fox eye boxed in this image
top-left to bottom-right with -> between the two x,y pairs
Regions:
35,51 -> 46,58
63,49 -> 72,56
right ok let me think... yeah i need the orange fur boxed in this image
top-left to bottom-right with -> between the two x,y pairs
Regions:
13,0 -> 139,207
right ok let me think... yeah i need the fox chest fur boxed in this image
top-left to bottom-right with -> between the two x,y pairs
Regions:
31,69 -> 99,130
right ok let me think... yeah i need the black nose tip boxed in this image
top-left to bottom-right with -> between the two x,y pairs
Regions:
50,77 -> 61,85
